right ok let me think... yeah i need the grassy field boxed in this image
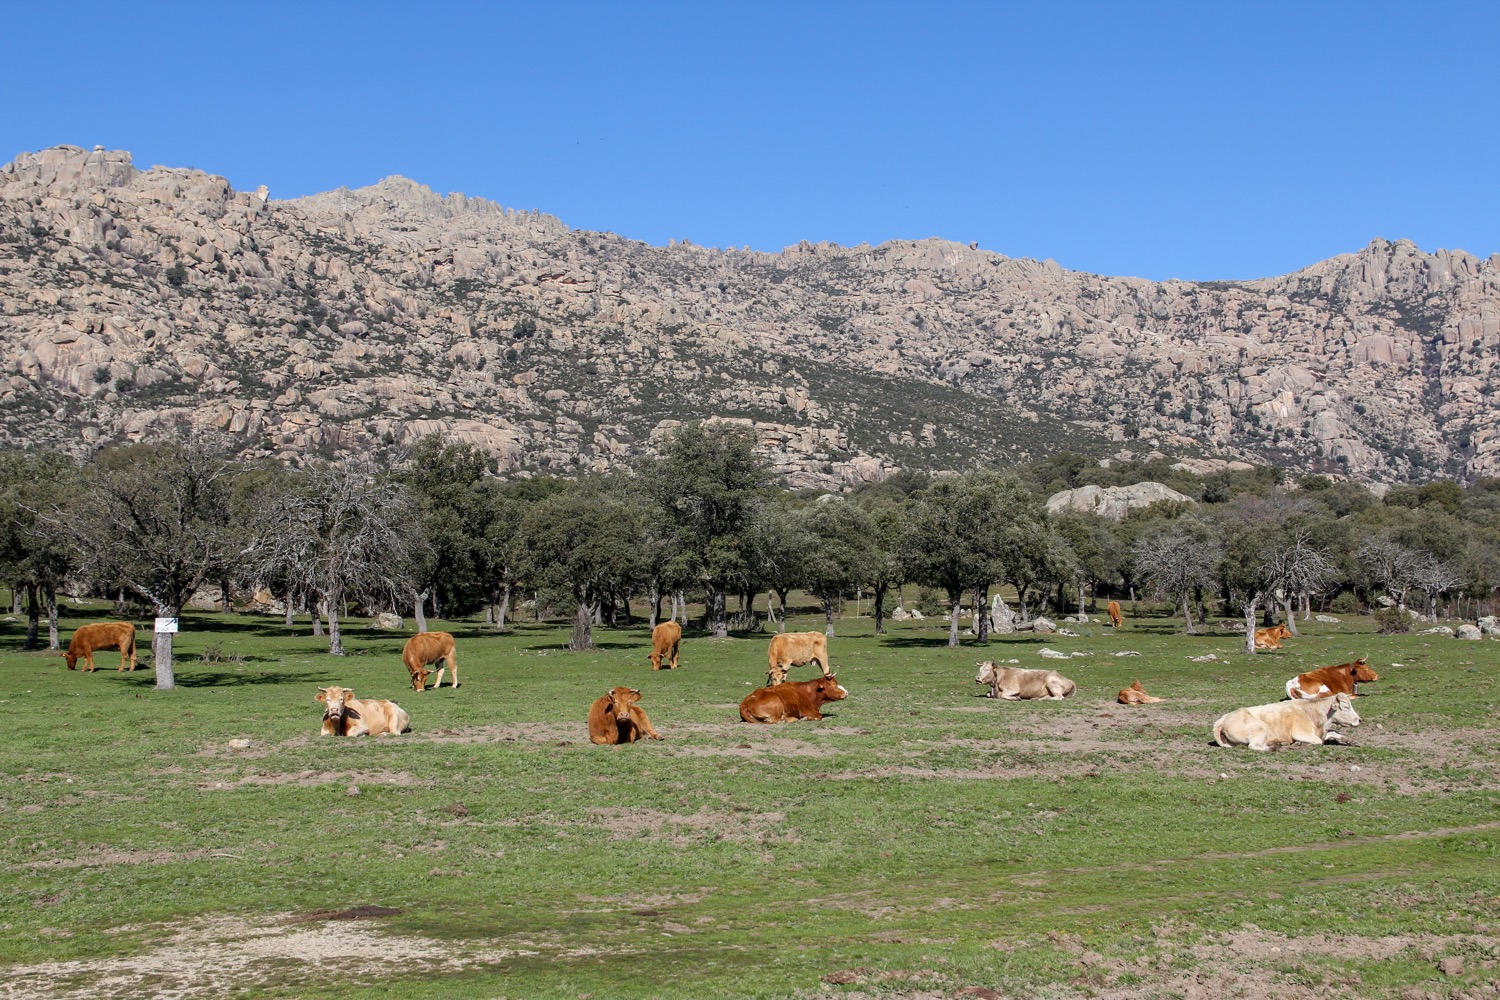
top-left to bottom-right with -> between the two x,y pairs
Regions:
2,597 -> 1497,999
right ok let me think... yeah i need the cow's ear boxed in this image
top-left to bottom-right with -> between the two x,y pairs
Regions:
315,689 -> 327,702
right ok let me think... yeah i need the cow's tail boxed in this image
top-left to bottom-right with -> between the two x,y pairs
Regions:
1212,715 -> 1230,747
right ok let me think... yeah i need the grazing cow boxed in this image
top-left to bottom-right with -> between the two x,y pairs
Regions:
766,631 -> 831,686
1106,601 -> 1123,628
1254,624 -> 1294,650
649,620 -> 682,670
402,631 -> 458,692
588,686 -> 664,745
975,661 -> 1076,701
64,621 -> 137,672
315,686 -> 411,737
1213,693 -> 1359,751
739,675 -> 848,723
1117,679 -> 1164,705
1286,657 -> 1379,700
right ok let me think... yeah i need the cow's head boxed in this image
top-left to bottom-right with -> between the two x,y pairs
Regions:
1350,658 -> 1379,683
817,676 -> 848,701
410,666 -> 430,692
1328,692 -> 1360,728
975,661 -> 998,686
647,649 -> 663,670
606,686 -> 641,721
63,650 -> 78,669
316,686 -> 360,721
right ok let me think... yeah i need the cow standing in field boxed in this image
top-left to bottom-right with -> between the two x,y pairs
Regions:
64,621 -> 137,672
1254,624 -> 1293,650
402,631 -> 458,692
766,631 -> 831,686
316,686 -> 411,737
588,687 -> 664,745
649,620 -> 682,670
1106,601 -> 1123,628
739,676 -> 848,723
1286,658 -> 1378,700
975,661 -> 1076,700
1213,693 -> 1359,751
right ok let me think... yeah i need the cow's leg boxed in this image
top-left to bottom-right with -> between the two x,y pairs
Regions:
431,661 -> 447,689
999,690 -> 1021,700
84,653 -> 96,673
1323,730 -> 1353,745
448,653 -> 459,688
633,708 -> 664,741
669,643 -> 679,670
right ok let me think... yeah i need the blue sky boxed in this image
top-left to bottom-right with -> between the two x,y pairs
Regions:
5,1 -> 1495,280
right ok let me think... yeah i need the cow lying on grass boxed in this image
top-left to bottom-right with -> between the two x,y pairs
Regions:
975,661 -> 1075,701
649,620 -> 682,670
1213,693 -> 1359,751
316,686 -> 411,737
1254,624 -> 1293,650
767,631 -> 832,686
402,631 -> 458,692
65,621 -> 137,672
589,687 -> 664,744
1117,679 -> 1164,705
1286,657 -> 1378,700
740,676 -> 847,723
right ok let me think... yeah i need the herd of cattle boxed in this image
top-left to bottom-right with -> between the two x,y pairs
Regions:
60,612 -> 1380,751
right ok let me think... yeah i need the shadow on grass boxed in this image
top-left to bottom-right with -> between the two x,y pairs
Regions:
102,666 -> 343,688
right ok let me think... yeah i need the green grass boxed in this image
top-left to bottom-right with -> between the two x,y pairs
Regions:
2,599 -> 1498,998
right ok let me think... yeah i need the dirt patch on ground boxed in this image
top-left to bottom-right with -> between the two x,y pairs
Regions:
414,721 -> 582,744
0,914 -> 528,1000
194,769 -> 426,790
582,806 -> 795,846
15,848 -> 235,872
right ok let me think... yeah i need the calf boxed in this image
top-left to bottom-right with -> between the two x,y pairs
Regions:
64,621 -> 137,672
1213,693 -> 1359,751
648,620 -> 682,670
766,631 -> 831,686
589,687 -> 664,745
1106,601 -> 1123,628
740,675 -> 848,723
1254,624 -> 1294,650
402,631 -> 458,691
1117,679 -> 1164,705
1286,657 -> 1379,700
315,686 -> 411,737
975,661 -> 1076,700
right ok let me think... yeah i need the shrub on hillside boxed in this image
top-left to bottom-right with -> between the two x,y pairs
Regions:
1373,607 -> 1410,634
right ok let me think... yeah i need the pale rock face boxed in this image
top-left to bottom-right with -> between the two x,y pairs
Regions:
3,147 -> 1500,484
1456,623 -> 1482,640
1046,482 -> 1193,520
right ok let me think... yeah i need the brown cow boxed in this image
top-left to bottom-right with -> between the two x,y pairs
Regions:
649,620 -> 682,670
1286,657 -> 1378,700
1117,679 -> 1164,705
402,631 -> 458,692
315,686 -> 411,737
588,687 -> 664,745
739,675 -> 848,723
1106,601 -> 1123,628
64,621 -> 137,672
1254,624 -> 1294,650
766,631 -> 831,686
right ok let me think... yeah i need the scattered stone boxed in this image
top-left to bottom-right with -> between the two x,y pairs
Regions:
1457,623 -> 1482,640
890,607 -> 910,621
1479,615 -> 1500,636
1315,614 -> 1341,623
1437,956 -> 1465,976
989,594 -> 1016,635
1056,628 -> 1080,637
909,609 -> 923,620
1031,616 -> 1057,634
1038,648 -> 1070,659
227,739 -> 251,750
1115,651 -> 1141,657
374,611 -> 403,630
1069,651 -> 1092,658
345,784 -> 361,797
1417,626 -> 1454,636
1190,653 -> 1219,662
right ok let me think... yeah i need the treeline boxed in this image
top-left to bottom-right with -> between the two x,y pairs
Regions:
5,426 -> 1500,689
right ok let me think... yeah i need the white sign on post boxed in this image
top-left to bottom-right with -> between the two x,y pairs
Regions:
154,617 -> 180,634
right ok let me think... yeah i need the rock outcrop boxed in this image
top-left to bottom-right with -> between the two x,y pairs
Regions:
1046,482 -> 1194,519
4,145 -> 1500,484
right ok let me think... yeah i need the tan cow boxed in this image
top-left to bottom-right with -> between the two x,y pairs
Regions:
1106,601 -> 1123,628
1286,657 -> 1379,700
1254,624 -> 1294,650
64,621 -> 137,672
1213,693 -> 1359,751
1117,679 -> 1164,705
588,687 -> 664,745
649,620 -> 682,670
402,631 -> 458,692
315,686 -> 411,737
739,675 -> 848,723
767,631 -> 831,686
975,661 -> 1076,700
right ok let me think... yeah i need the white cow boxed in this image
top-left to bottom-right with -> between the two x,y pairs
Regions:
1212,693 -> 1359,751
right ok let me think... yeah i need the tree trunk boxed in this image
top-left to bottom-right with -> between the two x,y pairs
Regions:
47,585 -> 59,650
414,590 -> 429,634
1302,592 -> 1312,621
1430,594 -> 1438,623
221,575 -> 233,614
1130,585 -> 1138,614
115,586 -> 126,615
947,592 -> 962,648
24,583 -> 40,649
1077,583 -> 1086,622
975,586 -> 989,642
649,583 -> 661,629
11,584 -> 20,615
152,604 -> 179,690
1016,586 -> 1029,621
311,596 -> 324,637
775,589 -> 790,632
496,582 -> 511,632
1244,597 -> 1260,655
284,586 -> 295,627
823,595 -> 835,637
676,590 -> 688,625
327,598 -> 344,655
710,588 -> 727,639
873,582 -> 888,635
570,598 -> 594,651
1282,597 -> 1299,636
1181,592 -> 1196,634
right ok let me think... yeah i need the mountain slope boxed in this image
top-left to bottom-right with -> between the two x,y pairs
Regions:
2,145 -> 1497,485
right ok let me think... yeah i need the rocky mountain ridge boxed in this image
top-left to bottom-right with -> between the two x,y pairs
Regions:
2,145 -> 1498,487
